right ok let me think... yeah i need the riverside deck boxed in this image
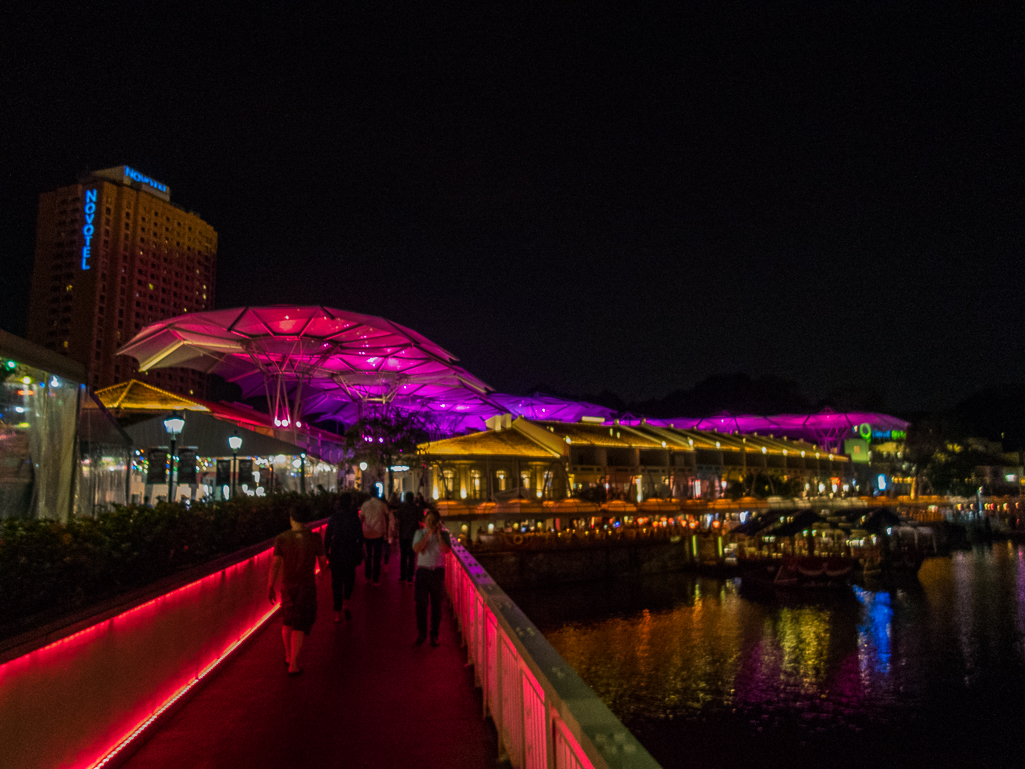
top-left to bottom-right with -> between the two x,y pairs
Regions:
1,525 -> 658,769
120,565 -> 500,769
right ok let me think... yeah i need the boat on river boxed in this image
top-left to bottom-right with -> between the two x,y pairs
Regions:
733,509 -> 855,590
845,508 -> 935,582
744,554 -> 855,588
733,506 -> 935,589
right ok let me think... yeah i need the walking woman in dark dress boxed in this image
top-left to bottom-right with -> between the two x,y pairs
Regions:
325,492 -> 364,621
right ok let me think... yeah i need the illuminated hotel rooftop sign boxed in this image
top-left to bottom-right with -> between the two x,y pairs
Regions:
93,165 -> 171,201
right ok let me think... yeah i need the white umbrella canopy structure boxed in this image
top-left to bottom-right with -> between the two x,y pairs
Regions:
117,306 -> 496,428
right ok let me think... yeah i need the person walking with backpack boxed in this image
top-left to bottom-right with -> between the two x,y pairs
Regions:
325,492 -> 363,621
359,489 -> 389,585
395,491 -> 423,584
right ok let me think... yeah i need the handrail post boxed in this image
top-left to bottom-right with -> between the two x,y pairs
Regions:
442,525 -> 661,769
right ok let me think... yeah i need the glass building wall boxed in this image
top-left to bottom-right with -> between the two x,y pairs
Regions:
1,332 -> 84,521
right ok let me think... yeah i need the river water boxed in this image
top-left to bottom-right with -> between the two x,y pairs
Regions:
507,544 -> 1025,769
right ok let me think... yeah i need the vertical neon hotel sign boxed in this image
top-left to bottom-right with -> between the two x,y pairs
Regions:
81,188 -> 98,270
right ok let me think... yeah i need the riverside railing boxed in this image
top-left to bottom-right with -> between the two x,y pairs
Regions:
0,522 -> 325,769
444,533 -> 661,769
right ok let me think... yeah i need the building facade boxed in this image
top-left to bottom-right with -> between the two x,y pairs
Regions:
418,417 -> 850,503
27,165 -> 217,396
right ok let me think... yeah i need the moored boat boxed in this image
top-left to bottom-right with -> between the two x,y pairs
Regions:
733,508 -> 855,590
740,554 -> 855,589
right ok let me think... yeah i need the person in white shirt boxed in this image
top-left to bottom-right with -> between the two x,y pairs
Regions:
411,508 -> 451,646
359,490 -> 389,584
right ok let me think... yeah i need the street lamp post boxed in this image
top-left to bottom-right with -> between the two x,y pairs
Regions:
163,411 -> 186,503
300,452 -> 307,494
228,431 -> 243,499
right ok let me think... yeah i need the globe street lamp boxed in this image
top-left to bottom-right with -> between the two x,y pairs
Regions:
163,411 -> 186,503
228,431 -> 243,499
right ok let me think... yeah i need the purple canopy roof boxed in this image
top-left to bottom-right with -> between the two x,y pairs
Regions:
305,391 -> 614,434
629,409 -> 910,450
118,307 -> 908,453
118,306 -> 494,425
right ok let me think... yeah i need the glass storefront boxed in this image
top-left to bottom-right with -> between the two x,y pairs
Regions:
1,332 -> 84,521
75,402 -> 132,517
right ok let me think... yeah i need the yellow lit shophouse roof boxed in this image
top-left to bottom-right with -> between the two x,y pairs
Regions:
419,423 -> 562,458
418,416 -> 845,464
533,420 -> 666,448
95,379 -> 211,413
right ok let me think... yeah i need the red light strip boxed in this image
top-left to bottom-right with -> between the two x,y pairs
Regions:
85,603 -> 279,769
0,527 -> 327,769
1,556 -> 266,689
81,527 -> 326,769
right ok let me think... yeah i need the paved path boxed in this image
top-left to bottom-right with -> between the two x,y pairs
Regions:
122,560 -> 500,769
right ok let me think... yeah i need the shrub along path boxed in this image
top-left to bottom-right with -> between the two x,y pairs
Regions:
121,559 -> 500,769
0,494 -> 336,637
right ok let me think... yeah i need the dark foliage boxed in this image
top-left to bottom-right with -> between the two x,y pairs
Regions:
950,384 -> 1025,452
0,492 -> 342,630
344,413 -> 431,469
632,374 -> 811,418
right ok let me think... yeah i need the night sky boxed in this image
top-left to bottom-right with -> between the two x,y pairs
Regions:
2,4 -> 1021,413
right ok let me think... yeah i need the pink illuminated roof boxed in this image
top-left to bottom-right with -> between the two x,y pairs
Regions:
118,306 -> 487,393
117,306 -> 494,424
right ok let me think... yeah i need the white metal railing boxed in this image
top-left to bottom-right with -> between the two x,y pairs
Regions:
444,532 -> 661,769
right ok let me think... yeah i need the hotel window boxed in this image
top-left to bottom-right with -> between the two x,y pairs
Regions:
496,470 -> 507,491
520,470 -> 531,491
470,469 -> 482,498
442,469 -> 456,497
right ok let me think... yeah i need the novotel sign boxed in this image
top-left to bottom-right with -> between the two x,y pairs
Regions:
124,166 -> 168,193
81,189 -> 98,270
92,165 -> 171,202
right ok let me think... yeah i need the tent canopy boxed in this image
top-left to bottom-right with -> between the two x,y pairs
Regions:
122,411 -> 312,460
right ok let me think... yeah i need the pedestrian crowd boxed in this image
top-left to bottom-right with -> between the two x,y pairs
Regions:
265,487 -> 451,675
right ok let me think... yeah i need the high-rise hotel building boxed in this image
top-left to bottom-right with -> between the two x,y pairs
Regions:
27,166 -> 216,395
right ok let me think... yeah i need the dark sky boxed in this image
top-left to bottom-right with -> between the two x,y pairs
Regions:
2,4 -> 1022,412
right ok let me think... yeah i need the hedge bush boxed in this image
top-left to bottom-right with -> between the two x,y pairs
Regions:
0,492 -> 346,632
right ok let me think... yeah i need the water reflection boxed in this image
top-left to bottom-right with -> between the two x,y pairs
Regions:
508,545 -> 1025,769
854,587 -> 891,679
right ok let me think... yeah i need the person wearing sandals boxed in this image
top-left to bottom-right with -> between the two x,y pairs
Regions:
268,502 -> 327,676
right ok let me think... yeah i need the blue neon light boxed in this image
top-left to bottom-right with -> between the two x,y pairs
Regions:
124,166 -> 168,193
81,188 -> 97,270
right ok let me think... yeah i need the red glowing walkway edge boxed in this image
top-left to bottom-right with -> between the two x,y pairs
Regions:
85,602 -> 279,769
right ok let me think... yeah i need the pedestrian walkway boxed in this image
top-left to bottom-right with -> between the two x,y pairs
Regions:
121,560 -> 500,769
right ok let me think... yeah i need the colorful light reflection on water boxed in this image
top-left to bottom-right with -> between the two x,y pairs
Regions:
509,544 -> 1025,769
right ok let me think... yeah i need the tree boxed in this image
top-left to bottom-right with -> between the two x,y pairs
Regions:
343,412 -> 431,492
